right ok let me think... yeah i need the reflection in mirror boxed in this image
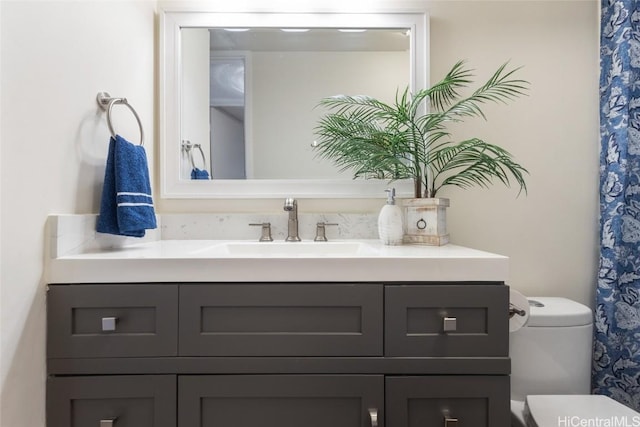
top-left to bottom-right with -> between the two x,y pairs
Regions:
209,54 -> 246,179
161,12 -> 427,198
181,28 -> 410,180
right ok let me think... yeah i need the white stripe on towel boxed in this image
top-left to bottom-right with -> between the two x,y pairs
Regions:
117,192 -> 152,198
118,203 -> 154,207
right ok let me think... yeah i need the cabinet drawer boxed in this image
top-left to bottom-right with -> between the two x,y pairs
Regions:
385,284 -> 508,357
179,283 -> 383,356
47,375 -> 176,427
179,375 -> 383,427
386,376 -> 510,427
47,284 -> 178,358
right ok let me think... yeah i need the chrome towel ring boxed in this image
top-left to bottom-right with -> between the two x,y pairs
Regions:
181,140 -> 208,170
96,92 -> 144,145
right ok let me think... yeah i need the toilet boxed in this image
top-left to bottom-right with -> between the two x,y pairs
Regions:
510,296 -> 640,426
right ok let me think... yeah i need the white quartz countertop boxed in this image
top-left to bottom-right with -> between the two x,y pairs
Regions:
47,239 -> 509,284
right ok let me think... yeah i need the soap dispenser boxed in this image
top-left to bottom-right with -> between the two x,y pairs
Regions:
378,188 -> 404,245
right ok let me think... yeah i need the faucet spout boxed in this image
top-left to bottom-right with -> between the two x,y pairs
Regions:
284,198 -> 301,241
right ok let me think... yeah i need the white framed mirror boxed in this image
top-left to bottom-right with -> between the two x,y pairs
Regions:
160,10 -> 428,198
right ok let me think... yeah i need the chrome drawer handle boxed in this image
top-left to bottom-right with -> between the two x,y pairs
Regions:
101,317 -> 117,332
444,417 -> 458,427
100,418 -> 117,427
368,408 -> 378,427
443,316 -> 457,333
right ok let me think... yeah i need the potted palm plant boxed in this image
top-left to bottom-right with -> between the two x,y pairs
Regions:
313,60 -> 529,245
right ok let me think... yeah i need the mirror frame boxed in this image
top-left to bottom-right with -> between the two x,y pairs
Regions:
159,9 -> 429,199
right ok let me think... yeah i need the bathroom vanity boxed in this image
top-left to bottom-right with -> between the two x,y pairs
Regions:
45,217 -> 511,427
42,4 -> 515,424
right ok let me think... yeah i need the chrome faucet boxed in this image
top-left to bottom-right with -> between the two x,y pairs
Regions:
283,198 -> 301,241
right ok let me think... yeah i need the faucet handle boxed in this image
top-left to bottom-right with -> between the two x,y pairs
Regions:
314,222 -> 338,242
249,223 -> 273,242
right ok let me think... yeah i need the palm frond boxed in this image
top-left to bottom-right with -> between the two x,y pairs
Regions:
439,62 -> 529,122
313,111 -> 414,180
428,138 -> 528,197
313,61 -> 530,198
420,60 -> 474,112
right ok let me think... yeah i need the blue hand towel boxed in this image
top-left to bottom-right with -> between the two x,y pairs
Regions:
96,135 -> 157,237
191,167 -> 210,180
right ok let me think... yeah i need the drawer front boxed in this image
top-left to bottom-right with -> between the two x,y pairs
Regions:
385,284 -> 508,357
47,375 -> 176,427
179,375 -> 384,427
385,376 -> 510,427
47,284 -> 178,358
179,283 -> 383,356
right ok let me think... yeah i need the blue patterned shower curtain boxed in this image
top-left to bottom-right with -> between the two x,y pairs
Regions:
595,0 -> 640,411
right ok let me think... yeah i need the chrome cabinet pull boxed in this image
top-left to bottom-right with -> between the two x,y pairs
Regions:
101,317 -> 117,332
100,418 -> 117,427
368,408 -> 378,427
443,316 -> 457,333
444,417 -> 458,427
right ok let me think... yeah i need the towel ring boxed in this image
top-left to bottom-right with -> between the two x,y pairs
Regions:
96,92 -> 144,145
181,140 -> 207,170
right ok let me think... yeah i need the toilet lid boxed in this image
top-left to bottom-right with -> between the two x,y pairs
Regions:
525,395 -> 639,427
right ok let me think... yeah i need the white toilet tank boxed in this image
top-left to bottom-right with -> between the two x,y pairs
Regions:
510,297 -> 593,402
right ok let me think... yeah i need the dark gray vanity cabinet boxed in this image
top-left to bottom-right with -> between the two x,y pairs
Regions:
46,282 -> 510,427
47,375 -> 176,427
179,375 -> 383,427
179,283 -> 383,356
385,284 -> 509,357
47,284 -> 178,358
386,376 -> 510,427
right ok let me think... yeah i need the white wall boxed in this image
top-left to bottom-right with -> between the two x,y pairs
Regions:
0,1 -> 156,426
426,1 -> 599,306
0,1 -> 598,426
251,50 -> 409,179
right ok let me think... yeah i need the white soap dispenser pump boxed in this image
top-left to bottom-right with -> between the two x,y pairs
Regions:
378,188 -> 404,246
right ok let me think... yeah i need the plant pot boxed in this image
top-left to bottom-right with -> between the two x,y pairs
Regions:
402,198 -> 449,246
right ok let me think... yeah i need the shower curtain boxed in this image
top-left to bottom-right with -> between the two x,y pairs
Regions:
594,0 -> 640,411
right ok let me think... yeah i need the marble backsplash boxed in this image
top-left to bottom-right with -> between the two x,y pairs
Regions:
49,212 -> 379,257
161,213 -> 378,241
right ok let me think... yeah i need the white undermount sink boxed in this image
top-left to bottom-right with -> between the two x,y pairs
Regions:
190,241 -> 380,257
